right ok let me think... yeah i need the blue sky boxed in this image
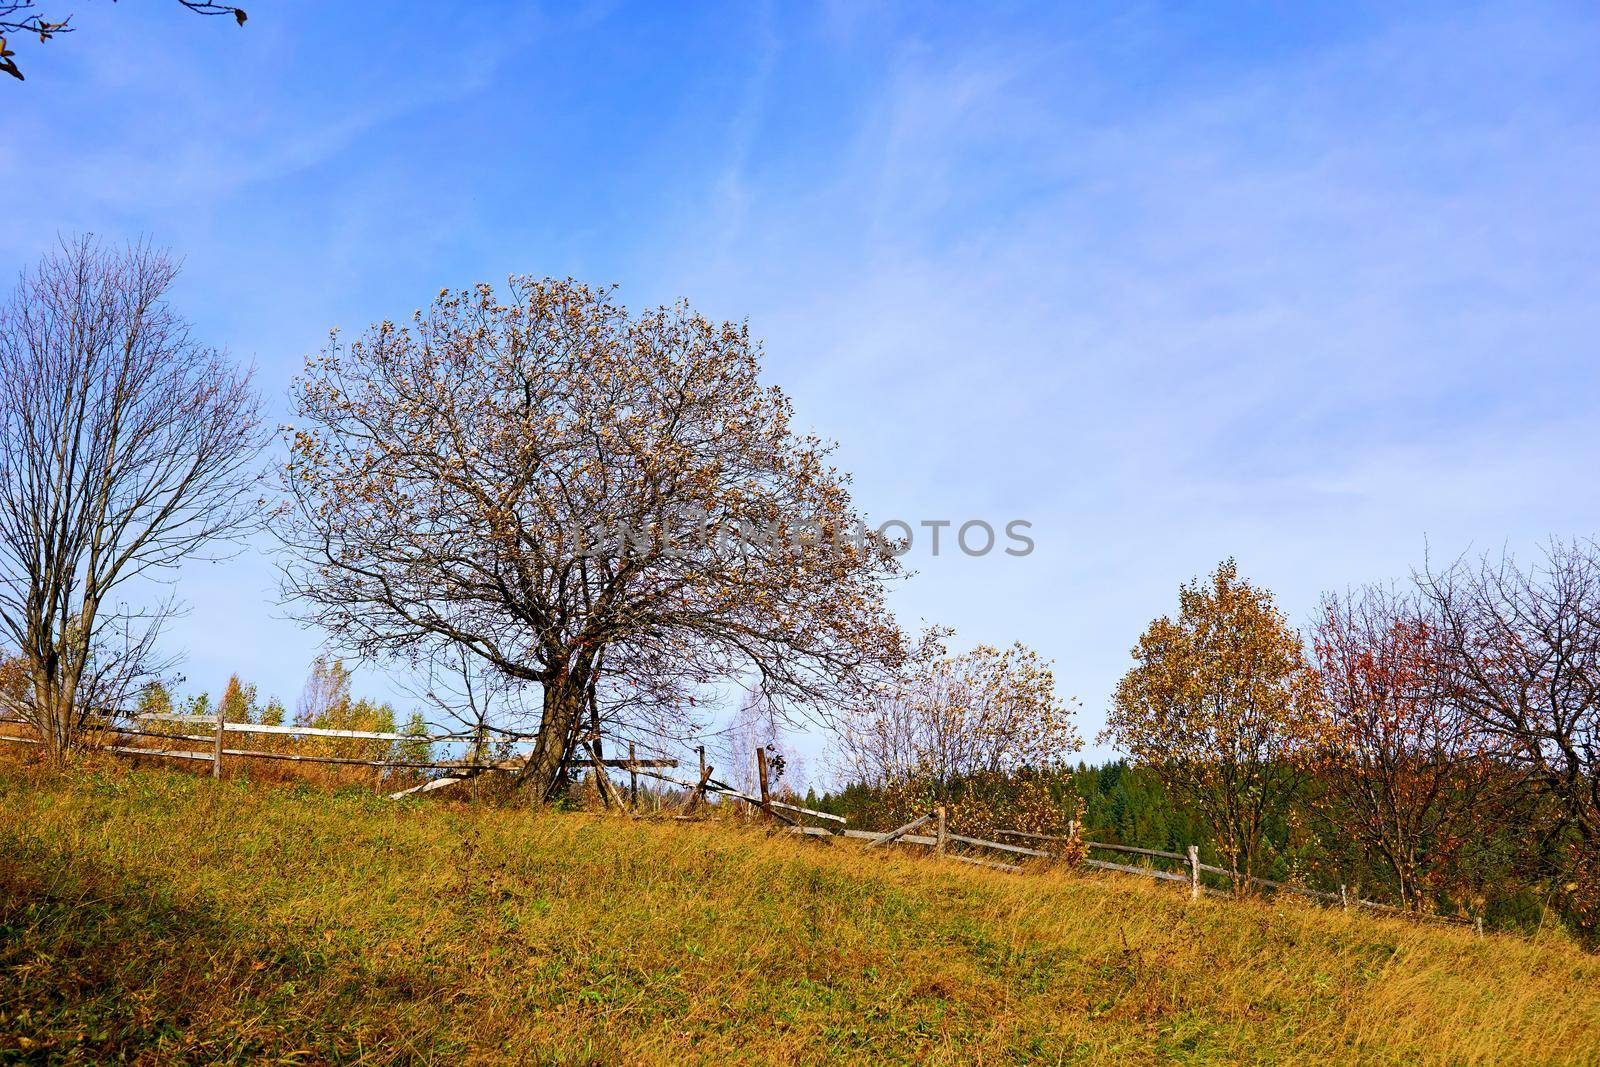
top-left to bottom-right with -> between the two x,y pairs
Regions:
3,1 -> 1598,776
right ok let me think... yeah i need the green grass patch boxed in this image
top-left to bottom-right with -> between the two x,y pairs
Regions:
3,763 -> 1598,1064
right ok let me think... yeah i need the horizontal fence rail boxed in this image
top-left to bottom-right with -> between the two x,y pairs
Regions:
0,716 -> 682,806
139,712 -> 580,748
1082,856 -> 1191,884
946,832 -> 1051,858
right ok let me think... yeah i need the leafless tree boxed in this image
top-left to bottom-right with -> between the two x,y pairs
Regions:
0,237 -> 265,763
834,632 -> 1081,800
1,1 -> 244,81
1418,541 -> 1600,921
711,687 -> 791,795
278,277 -> 906,802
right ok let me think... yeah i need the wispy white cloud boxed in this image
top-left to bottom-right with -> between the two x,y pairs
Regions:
3,1 -> 1596,768
646,2 -> 1600,761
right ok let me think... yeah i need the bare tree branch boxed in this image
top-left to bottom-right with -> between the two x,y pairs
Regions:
1418,540 -> 1600,925
0,1 -> 244,81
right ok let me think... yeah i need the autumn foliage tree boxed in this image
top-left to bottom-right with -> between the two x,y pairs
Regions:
279,278 -> 904,801
218,673 -> 258,723
1105,560 -> 1324,889
1311,586 -> 1492,910
0,653 -> 25,716
838,637 -> 1080,793
294,655 -> 351,728
292,655 -> 423,767
134,680 -> 173,719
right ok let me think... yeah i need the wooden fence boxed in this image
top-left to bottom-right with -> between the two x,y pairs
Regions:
629,753 -> 1481,930
0,713 -> 677,800
0,718 -> 1483,932
992,828 -> 1479,930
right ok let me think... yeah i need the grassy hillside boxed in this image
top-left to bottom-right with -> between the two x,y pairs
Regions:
2,763 -> 1599,1065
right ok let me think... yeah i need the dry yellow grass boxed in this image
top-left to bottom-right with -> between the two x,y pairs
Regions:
2,759 -> 1598,1064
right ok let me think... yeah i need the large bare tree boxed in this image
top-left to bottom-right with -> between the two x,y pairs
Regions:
0,237 -> 265,763
278,277 -> 905,801
1419,542 -> 1600,924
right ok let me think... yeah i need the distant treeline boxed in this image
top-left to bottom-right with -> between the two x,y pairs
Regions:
813,761 -> 1566,934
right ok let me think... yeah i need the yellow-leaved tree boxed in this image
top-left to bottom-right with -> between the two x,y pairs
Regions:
218,674 -> 258,723
1103,559 -> 1325,890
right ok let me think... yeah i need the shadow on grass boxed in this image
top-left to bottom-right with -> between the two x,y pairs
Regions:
0,834 -> 426,1065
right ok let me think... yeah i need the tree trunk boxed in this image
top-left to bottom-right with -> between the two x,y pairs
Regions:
32,665 -> 73,768
518,670 -> 587,803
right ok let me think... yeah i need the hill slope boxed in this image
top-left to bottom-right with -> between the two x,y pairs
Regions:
2,764 -> 1598,1065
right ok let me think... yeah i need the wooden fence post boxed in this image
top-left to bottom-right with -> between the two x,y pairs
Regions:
1340,884 -> 1349,910
936,806 -> 947,856
689,757 -> 713,813
628,741 -> 638,808
1475,916 -> 1484,940
1187,845 -> 1200,899
755,746 -> 771,819
211,705 -> 225,780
